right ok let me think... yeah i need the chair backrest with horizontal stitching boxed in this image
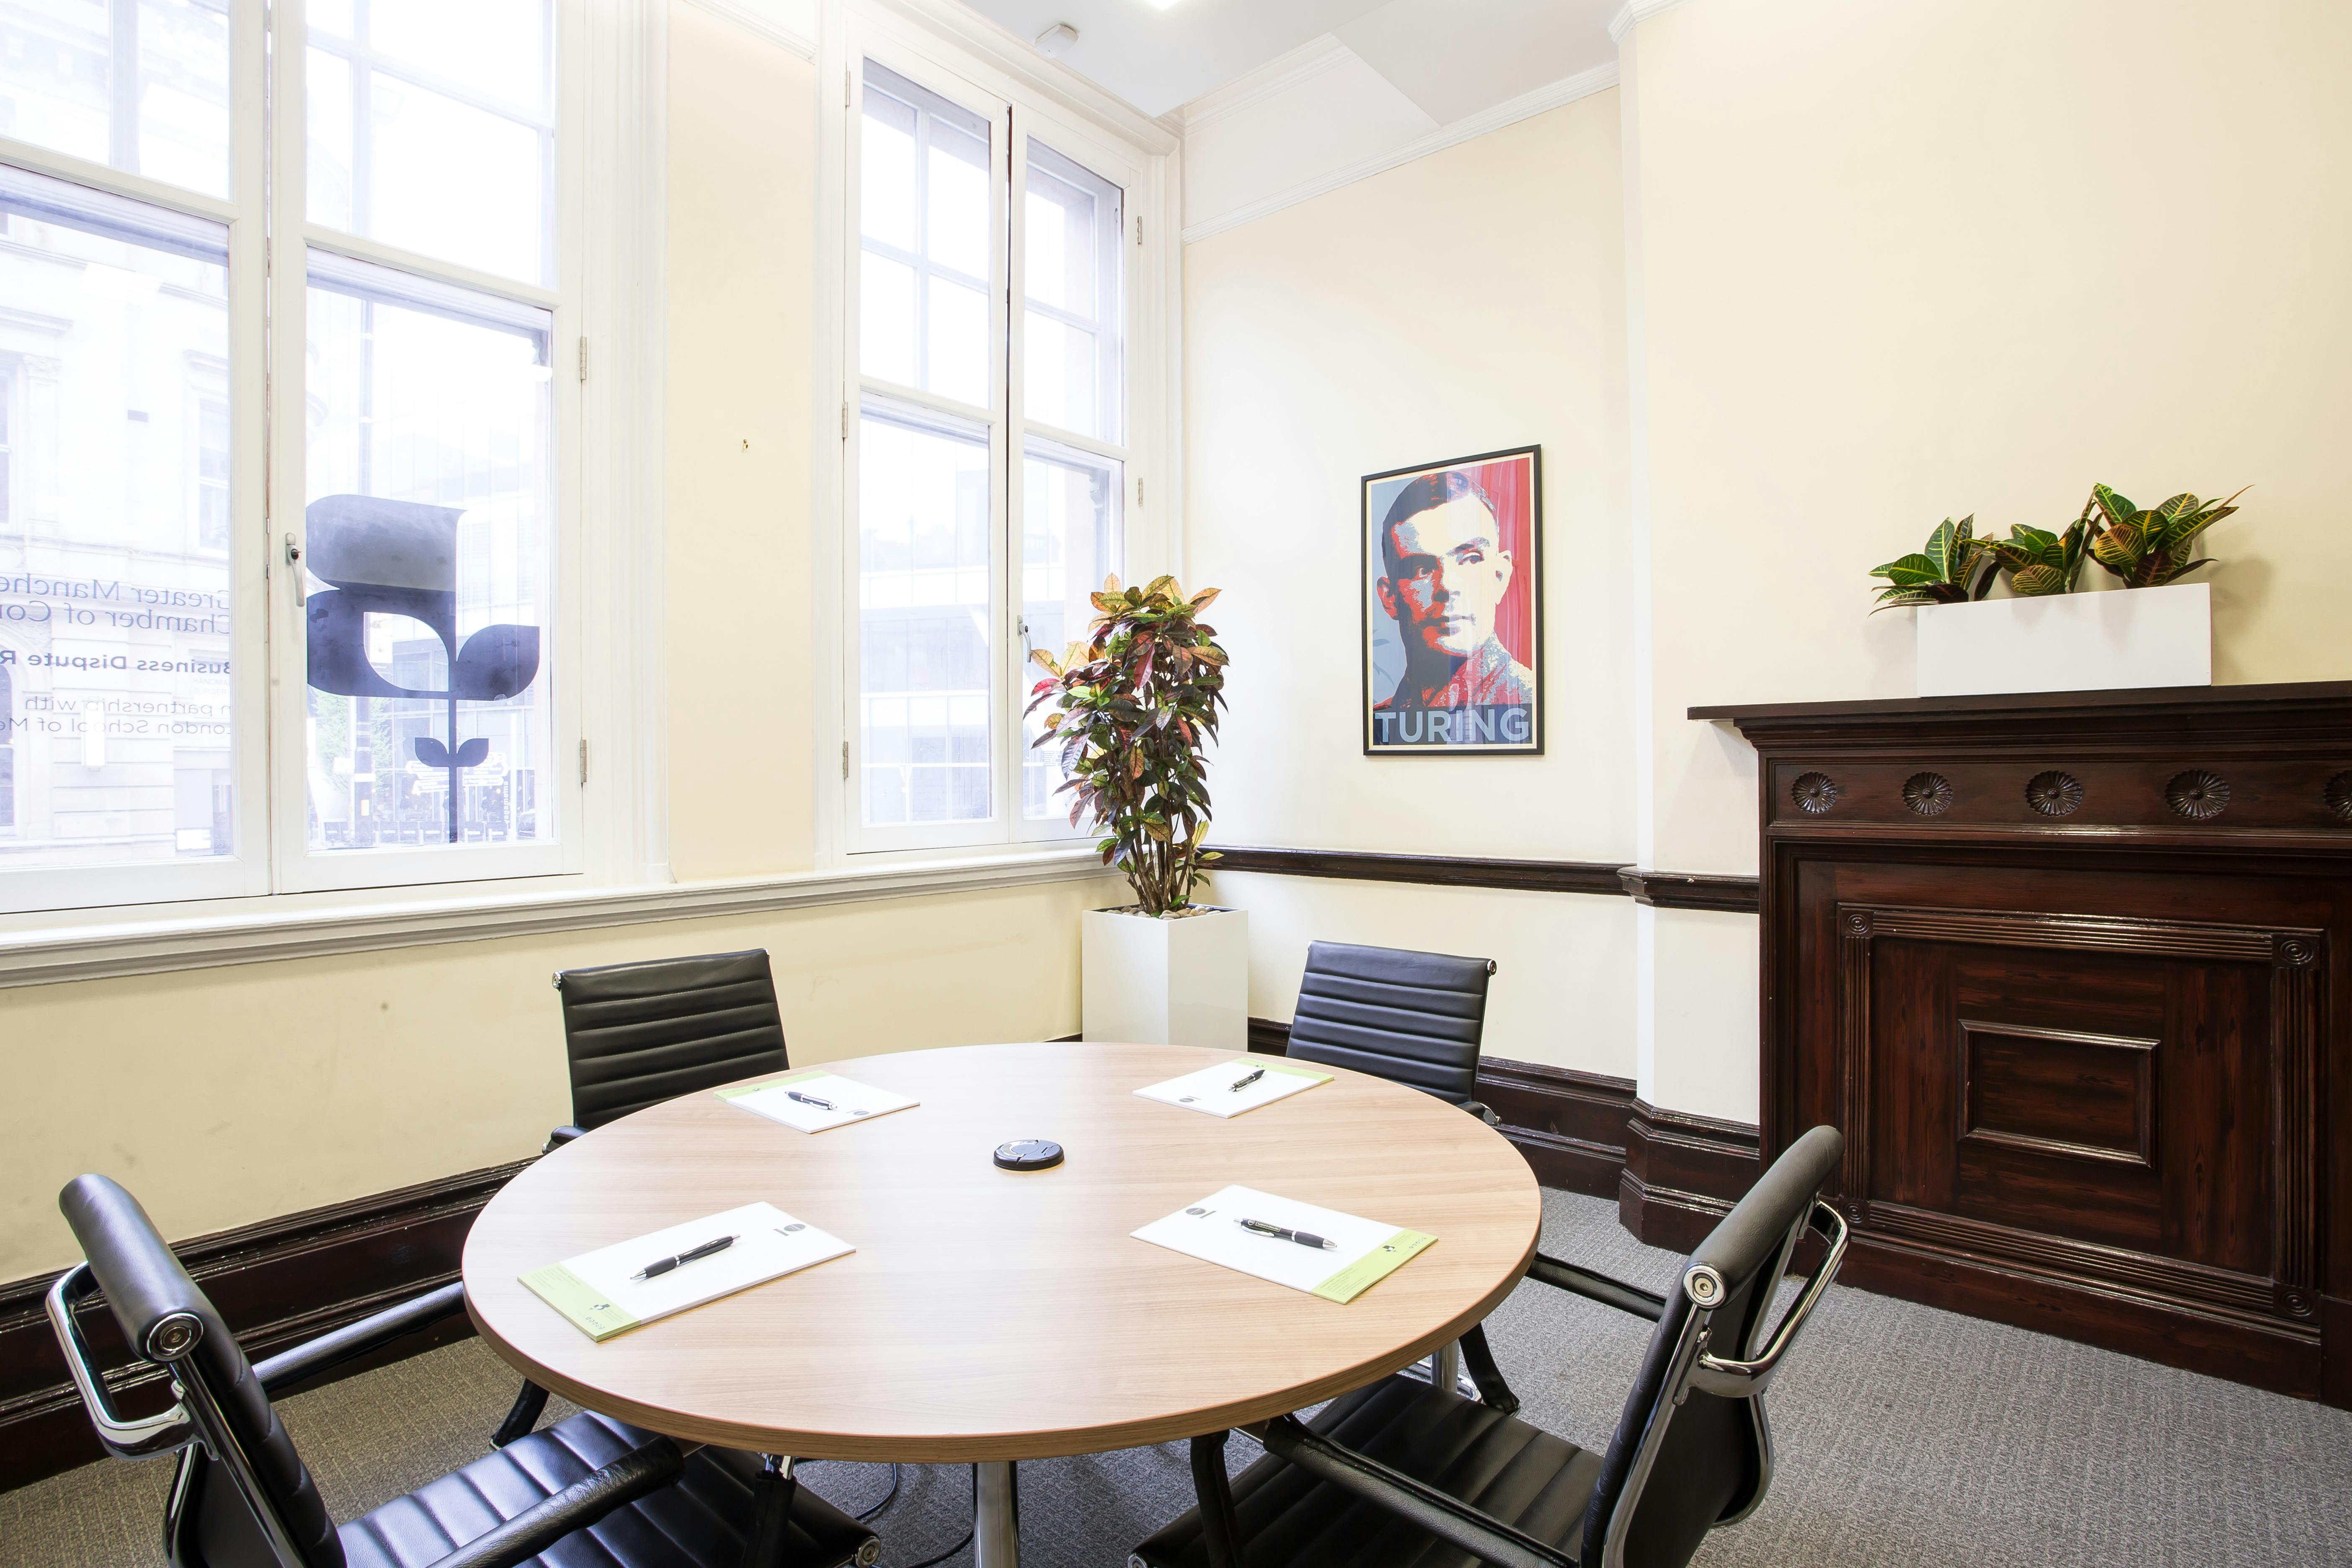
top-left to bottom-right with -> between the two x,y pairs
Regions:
556,948 -> 789,1130
1284,940 -> 1494,1105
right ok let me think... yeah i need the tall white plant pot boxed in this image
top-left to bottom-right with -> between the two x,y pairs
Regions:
1917,582 -> 2211,697
1082,906 -> 1248,1050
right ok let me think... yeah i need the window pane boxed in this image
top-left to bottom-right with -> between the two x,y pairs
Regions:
0,166 -> 235,868
860,61 -> 991,406
0,0 -> 231,199
302,251 -> 553,852
859,397 -> 990,827
306,0 -> 555,285
1020,438 -> 1119,821
1022,141 -> 1121,440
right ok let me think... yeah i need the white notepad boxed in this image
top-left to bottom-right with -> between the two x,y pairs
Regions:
719,1069 -> 918,1133
521,1201 -> 853,1342
1132,1185 -> 1435,1304
1134,1058 -> 1332,1118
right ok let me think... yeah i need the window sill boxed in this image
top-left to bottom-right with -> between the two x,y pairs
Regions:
0,847 -> 1118,989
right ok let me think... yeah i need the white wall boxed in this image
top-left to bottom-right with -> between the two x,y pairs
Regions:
1183,93 -> 1636,1077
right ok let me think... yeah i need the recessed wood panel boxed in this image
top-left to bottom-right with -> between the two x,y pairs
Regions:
1958,1020 -> 2155,1168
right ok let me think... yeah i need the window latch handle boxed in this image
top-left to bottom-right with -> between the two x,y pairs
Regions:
284,533 -> 305,607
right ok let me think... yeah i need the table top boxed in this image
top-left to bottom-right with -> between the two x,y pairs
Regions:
463,1041 -> 1543,1462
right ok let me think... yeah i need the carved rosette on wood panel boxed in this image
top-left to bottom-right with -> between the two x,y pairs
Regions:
1901,771 -> 1954,816
2165,770 -> 2231,820
2326,770 -> 2352,823
1791,771 -> 1840,814
2024,770 -> 2084,817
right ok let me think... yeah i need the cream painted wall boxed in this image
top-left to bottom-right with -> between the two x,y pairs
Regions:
1182,93 -> 1636,1078
1186,95 -> 1633,861
1630,0 -> 2352,877
0,876 -> 1114,1280
1213,871 -> 1634,1077
1619,0 -> 2352,1121
667,4 -> 819,881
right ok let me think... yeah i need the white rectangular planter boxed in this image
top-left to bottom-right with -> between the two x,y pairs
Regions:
1082,905 -> 1248,1051
1917,582 -> 2211,697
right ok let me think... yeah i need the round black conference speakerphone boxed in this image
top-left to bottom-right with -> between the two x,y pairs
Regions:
993,1138 -> 1065,1171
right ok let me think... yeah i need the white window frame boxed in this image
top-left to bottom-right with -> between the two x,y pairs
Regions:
817,0 -> 1180,865
0,0 -> 664,920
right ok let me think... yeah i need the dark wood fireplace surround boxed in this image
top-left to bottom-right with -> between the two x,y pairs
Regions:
1693,680 -> 2352,1406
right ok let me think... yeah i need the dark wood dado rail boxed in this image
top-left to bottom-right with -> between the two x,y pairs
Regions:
1701,678 -> 2352,1407
1207,846 -> 1759,913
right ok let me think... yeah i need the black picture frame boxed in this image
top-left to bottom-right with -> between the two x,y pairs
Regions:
1360,444 -> 1544,757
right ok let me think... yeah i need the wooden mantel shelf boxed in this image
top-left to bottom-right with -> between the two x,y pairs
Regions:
1691,678 -> 2352,732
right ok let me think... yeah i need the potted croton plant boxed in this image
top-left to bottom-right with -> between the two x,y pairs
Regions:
1869,483 -> 2244,696
1028,573 -> 1243,1048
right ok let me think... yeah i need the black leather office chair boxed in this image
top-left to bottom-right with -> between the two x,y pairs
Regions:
1132,1126 -> 1850,1568
48,1174 -> 879,1568
497,950 -> 793,1448
1285,941 -> 1499,1123
545,949 -> 790,1148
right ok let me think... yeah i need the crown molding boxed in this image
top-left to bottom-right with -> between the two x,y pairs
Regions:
1181,60 -> 1618,245
1176,34 -> 1357,135
681,0 -> 817,59
0,850 -> 1118,989
1609,0 -> 1698,44
864,0 -> 1177,155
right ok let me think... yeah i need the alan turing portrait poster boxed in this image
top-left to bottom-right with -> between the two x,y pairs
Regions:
1360,445 -> 1543,756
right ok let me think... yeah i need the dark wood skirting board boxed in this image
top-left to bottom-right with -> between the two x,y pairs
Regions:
0,1159 -> 527,1493
1618,1101 -> 1763,1252
1207,846 -> 1758,913
1245,1018 -> 1757,1224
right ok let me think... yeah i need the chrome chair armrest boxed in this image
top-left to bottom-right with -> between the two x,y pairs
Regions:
44,1265 -> 194,1461
1688,1199 -> 1849,1397
254,1279 -> 467,1396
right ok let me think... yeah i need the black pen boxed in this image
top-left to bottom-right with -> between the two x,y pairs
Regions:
787,1090 -> 836,1110
631,1235 -> 736,1280
1238,1217 -> 1336,1250
1228,1068 -> 1265,1093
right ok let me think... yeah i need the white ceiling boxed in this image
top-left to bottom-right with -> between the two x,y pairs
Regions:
1335,0 -> 1618,127
958,0 -> 1621,122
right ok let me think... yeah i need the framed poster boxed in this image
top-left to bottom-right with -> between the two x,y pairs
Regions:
1361,445 -> 1543,755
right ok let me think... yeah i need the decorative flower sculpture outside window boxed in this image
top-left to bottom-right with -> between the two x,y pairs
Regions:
302,495 -> 542,845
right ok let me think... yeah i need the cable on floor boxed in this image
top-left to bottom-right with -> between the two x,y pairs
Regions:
898,1465 -> 977,1568
800,1459 -> 905,1523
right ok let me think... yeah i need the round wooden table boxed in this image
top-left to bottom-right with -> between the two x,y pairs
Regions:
464,1041 -> 1541,1567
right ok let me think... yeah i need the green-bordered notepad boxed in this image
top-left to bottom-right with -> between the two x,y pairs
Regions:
1131,1185 -> 1435,1304
520,1201 -> 852,1342
719,1069 -> 918,1134
1134,1058 -> 1332,1118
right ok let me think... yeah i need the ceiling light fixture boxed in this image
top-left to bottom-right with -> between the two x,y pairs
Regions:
1035,21 -> 1079,55
1140,0 -> 1182,10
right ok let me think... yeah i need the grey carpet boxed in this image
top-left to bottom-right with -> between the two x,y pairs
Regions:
7,1188 -> 2349,1568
